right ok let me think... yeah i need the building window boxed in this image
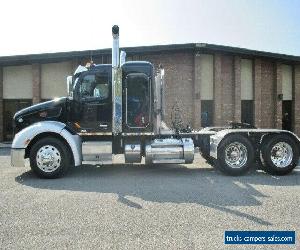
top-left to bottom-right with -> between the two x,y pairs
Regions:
3,99 -> 32,141
241,100 -> 254,126
198,54 -> 214,127
282,65 -> 293,131
200,54 -> 214,101
241,59 -> 254,126
282,100 -> 292,131
41,61 -> 72,99
201,100 -> 213,127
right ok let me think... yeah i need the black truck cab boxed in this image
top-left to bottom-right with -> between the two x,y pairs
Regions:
69,61 -> 154,135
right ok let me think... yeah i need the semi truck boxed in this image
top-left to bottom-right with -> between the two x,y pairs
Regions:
11,25 -> 300,178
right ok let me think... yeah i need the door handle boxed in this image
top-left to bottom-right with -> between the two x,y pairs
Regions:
99,123 -> 108,128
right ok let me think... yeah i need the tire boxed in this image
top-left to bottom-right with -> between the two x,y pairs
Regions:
29,137 -> 72,178
216,134 -> 255,176
261,134 -> 299,175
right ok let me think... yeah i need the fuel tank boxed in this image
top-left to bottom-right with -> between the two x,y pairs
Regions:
145,138 -> 194,164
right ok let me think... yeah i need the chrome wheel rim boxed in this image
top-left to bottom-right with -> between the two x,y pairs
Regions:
225,142 -> 248,168
36,145 -> 61,172
270,142 -> 293,168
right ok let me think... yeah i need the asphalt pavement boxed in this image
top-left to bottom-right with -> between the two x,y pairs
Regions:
0,148 -> 300,250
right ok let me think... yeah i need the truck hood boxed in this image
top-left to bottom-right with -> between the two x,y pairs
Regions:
14,97 -> 68,120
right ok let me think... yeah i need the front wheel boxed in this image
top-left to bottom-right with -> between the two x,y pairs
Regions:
216,134 -> 255,176
261,134 -> 299,175
29,137 -> 72,178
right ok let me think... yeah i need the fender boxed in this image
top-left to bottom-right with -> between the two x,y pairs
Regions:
11,121 -> 82,166
209,128 -> 300,159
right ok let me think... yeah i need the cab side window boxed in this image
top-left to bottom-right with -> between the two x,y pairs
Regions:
80,73 -> 110,100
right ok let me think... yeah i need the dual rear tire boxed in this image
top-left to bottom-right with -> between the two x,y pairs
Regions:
216,134 -> 254,176
260,135 -> 299,175
215,134 -> 299,176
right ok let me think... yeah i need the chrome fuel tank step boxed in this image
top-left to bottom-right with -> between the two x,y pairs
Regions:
82,141 -> 112,164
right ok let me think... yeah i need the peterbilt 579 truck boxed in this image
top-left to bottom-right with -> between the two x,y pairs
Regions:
11,25 -> 300,178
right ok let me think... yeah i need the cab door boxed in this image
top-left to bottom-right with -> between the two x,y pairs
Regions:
71,70 -> 112,133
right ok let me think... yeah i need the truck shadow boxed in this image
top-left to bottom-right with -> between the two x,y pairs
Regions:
15,164 -> 300,226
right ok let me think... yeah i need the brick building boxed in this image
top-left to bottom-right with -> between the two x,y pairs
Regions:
0,43 -> 300,141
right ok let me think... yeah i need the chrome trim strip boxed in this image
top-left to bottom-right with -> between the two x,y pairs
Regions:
122,132 -> 154,136
78,132 -> 113,136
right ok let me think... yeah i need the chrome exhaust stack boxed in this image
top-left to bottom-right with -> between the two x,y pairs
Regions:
111,25 -> 122,135
112,25 -> 120,68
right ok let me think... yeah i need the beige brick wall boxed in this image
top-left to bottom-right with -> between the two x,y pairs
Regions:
254,59 -> 262,127
275,63 -> 282,129
221,55 -> 235,124
260,60 -> 276,128
234,56 -> 241,122
294,65 -> 300,136
254,59 -> 277,129
193,53 -> 202,128
140,52 -> 194,128
214,54 -> 222,126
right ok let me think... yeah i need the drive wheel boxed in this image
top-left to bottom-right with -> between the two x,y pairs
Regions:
30,137 -> 71,178
261,134 -> 299,175
216,134 -> 254,176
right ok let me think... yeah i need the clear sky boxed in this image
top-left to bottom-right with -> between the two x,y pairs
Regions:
1,0 -> 299,57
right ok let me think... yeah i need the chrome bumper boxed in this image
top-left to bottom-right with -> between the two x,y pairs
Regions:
11,148 -> 25,167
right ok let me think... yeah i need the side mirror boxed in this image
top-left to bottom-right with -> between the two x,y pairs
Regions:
67,76 -> 73,98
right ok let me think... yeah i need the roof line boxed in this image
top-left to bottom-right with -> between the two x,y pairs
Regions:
0,43 -> 299,65
196,43 -> 300,62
